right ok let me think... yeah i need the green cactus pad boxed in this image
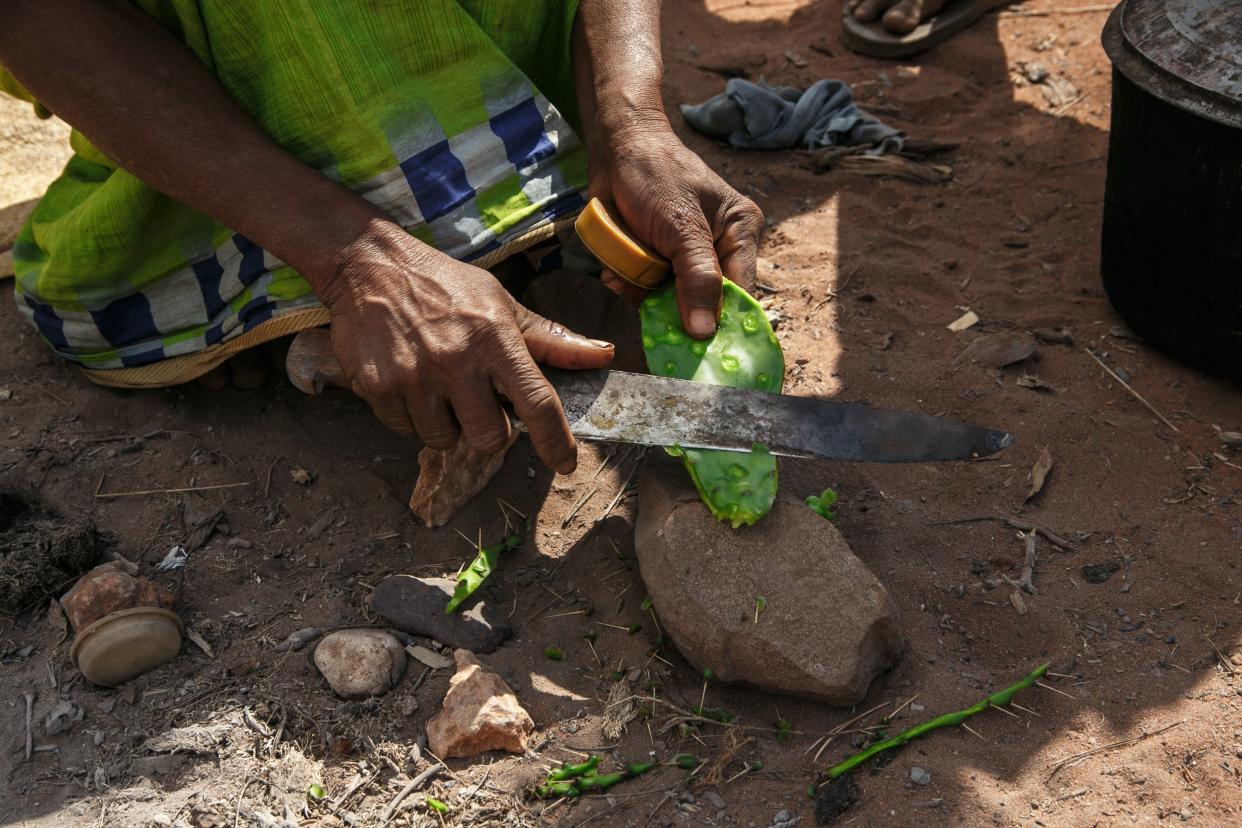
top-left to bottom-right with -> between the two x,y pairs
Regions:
639,280 -> 785,527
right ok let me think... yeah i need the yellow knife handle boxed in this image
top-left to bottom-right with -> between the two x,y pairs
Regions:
574,197 -> 670,290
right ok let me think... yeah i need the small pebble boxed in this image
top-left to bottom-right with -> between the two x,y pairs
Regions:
910,766 -> 932,786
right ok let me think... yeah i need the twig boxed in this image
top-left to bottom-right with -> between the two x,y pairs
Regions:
888,694 -> 921,720
23,690 -> 35,761
1008,532 -> 1038,594
96,481 -> 251,499
1086,349 -> 1179,432
233,776 -> 268,828
807,701 -> 891,762
1035,680 -> 1077,700
999,3 -> 1114,18
931,515 -> 1077,553
379,763 -> 443,826
596,450 -> 648,524
1204,636 -> 1237,675
263,456 -> 282,498
1046,721 -> 1184,778
563,487 -> 599,528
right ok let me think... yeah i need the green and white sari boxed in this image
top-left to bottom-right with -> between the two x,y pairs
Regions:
1,0 -> 589,386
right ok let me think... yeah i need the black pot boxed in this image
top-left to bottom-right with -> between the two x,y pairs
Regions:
1101,0 -> 1242,380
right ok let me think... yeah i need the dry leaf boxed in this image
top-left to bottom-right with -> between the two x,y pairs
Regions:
1009,590 -> 1028,615
1218,431 -> 1242,449
404,645 -> 452,670
1033,326 -> 1074,345
185,627 -> 215,658
1016,373 -> 1055,393
1026,446 -> 1054,502
947,310 -> 979,332
955,333 -> 1038,369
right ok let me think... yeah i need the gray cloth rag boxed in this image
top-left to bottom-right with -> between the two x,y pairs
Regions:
680,78 -> 903,154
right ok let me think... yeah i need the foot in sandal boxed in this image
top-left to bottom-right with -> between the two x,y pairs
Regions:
846,0 -> 948,35
841,0 -> 1011,59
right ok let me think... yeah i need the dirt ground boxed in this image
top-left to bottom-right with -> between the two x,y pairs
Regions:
4,1 -> 1242,826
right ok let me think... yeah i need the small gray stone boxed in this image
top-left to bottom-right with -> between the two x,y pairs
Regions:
370,576 -> 512,653
910,766 -> 931,786
770,809 -> 799,828
313,630 -> 406,699
635,458 -> 903,705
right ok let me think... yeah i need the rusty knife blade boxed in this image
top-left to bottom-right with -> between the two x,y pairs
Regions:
542,369 -> 1014,463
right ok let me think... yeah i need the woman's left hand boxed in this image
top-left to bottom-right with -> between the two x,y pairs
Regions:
586,120 -> 764,339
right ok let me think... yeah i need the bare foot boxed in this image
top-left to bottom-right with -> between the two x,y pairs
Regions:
847,0 -> 948,33
197,348 -> 270,390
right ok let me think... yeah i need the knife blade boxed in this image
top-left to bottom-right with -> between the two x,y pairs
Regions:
543,368 -> 1013,463
284,330 -> 1012,462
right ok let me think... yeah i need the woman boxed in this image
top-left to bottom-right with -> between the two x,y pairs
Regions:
0,0 -> 763,475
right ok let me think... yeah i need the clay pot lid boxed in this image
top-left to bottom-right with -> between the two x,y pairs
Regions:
70,606 -> 183,687
1104,0 -> 1242,128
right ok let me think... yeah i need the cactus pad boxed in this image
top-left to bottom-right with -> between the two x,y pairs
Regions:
639,280 -> 785,527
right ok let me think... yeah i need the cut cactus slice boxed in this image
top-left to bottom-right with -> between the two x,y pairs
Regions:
639,279 -> 785,527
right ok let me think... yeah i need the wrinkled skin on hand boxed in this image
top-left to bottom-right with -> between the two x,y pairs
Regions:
587,121 -> 765,337
321,222 -> 615,475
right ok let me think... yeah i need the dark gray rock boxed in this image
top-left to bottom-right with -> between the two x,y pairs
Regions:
369,576 -> 512,653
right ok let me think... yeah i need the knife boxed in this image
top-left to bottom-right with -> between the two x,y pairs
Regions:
285,331 -> 1012,462
547,368 -> 1011,462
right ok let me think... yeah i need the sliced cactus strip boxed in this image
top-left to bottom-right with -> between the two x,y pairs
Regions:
639,279 -> 785,527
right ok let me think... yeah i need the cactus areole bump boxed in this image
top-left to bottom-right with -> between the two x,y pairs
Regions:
639,279 -> 785,527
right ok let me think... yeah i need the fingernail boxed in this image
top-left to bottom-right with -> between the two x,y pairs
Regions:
589,339 -> 614,349
688,309 -> 717,338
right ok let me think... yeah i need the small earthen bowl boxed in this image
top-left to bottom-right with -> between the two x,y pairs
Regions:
70,606 -> 183,686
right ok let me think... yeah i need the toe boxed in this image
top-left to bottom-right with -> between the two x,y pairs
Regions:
198,365 -> 230,390
881,0 -> 923,32
229,349 -> 268,390
882,0 -> 946,32
851,0 -> 894,23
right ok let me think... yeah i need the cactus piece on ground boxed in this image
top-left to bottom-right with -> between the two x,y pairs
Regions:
639,279 -> 785,527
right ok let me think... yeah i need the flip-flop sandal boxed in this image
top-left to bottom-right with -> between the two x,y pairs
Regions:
841,0 -> 1012,59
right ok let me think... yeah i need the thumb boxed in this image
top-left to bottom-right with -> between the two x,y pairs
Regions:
517,310 -> 615,370
662,207 -> 723,339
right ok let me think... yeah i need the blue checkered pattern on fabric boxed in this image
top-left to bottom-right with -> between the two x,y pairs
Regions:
192,254 -> 227,319
23,296 -> 69,351
16,91 -> 587,371
490,98 -> 557,171
400,140 -> 478,223
90,292 -> 160,347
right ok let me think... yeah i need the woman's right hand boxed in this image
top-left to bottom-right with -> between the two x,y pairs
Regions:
320,221 -> 615,474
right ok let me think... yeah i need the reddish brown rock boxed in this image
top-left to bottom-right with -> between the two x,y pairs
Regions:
426,650 -> 533,759
408,435 -> 517,528
634,458 -> 903,706
60,562 -> 175,633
